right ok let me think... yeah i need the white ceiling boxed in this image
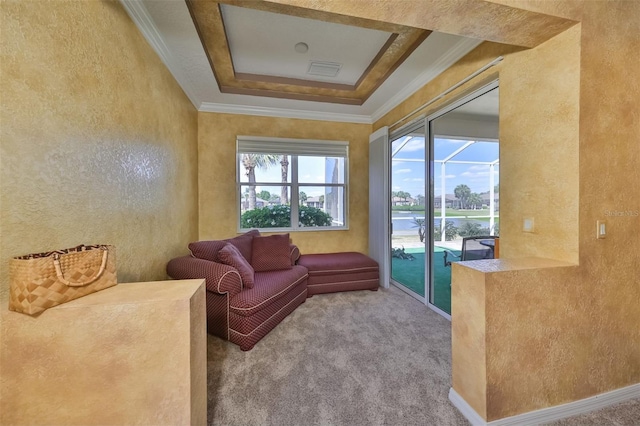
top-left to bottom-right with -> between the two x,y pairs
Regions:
123,0 -> 485,124
220,4 -> 391,85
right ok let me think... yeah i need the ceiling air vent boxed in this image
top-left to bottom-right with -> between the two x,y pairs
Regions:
307,61 -> 342,78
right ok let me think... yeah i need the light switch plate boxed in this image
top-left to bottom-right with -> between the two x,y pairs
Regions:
597,220 -> 607,239
523,217 -> 535,233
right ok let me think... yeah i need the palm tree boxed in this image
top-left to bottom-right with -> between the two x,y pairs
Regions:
280,155 -> 289,205
468,192 -> 483,209
299,191 -> 308,204
454,184 -> 471,209
242,154 -> 279,210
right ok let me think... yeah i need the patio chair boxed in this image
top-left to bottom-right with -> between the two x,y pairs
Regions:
444,236 -> 498,267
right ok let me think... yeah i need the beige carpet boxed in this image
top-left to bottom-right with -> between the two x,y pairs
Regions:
206,286 -> 640,426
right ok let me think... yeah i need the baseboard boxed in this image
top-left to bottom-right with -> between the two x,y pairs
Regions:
449,388 -> 487,425
449,383 -> 640,426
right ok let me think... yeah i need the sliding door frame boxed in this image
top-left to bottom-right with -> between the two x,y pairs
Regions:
424,79 -> 499,320
389,118 -> 428,303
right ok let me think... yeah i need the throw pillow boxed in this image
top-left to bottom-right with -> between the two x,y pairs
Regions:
251,234 -> 293,272
217,243 -> 255,289
189,240 -> 227,262
225,229 -> 260,263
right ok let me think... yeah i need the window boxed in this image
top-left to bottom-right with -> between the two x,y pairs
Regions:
237,136 -> 348,232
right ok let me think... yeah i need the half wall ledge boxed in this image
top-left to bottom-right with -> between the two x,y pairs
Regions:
451,257 -> 582,422
0,279 -> 207,426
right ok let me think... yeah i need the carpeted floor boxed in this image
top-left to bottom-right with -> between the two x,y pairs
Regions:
207,286 -> 466,425
206,286 -> 640,426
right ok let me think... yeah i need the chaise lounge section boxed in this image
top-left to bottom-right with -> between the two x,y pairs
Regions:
298,252 -> 379,296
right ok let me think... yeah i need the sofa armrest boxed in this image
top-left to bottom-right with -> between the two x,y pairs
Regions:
290,244 -> 301,265
167,256 -> 242,297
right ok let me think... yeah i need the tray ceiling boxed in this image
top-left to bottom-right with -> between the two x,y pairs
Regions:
188,0 -> 431,105
125,0 -> 485,122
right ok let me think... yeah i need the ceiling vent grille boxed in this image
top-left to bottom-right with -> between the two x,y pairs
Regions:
307,61 -> 342,78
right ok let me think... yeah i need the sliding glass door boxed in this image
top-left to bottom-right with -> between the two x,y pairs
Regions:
386,81 -> 499,318
390,122 -> 427,300
426,83 -> 500,317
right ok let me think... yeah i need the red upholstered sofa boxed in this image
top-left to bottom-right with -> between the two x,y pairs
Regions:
166,231 -> 307,351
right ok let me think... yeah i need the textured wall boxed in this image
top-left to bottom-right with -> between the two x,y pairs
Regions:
0,280 -> 207,425
499,25 -> 580,263
197,112 -> 371,255
451,262 -> 487,419
266,0 -> 577,48
0,0 -> 199,304
374,41 -> 522,130
366,0 -> 639,421
481,0 -> 640,417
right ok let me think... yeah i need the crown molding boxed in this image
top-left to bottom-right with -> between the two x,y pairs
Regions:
370,37 -> 483,124
119,0 -> 202,108
123,0 -> 481,125
199,103 -> 373,124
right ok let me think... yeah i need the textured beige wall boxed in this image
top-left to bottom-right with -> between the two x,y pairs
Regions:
0,0 -> 199,305
451,263 -> 487,419
0,280 -> 207,425
481,0 -> 640,418
499,25 -> 580,263
366,0 -> 639,420
374,41 -> 521,130
197,112 -> 371,255
266,0 -> 577,48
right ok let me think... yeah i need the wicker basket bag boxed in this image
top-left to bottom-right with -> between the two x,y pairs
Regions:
9,244 -> 117,315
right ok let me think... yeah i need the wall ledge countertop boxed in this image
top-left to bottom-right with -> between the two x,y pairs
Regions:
452,257 -> 578,274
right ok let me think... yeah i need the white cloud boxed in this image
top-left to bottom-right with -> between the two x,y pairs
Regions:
403,178 -> 424,182
460,165 -> 499,178
467,165 -> 489,171
461,171 -> 488,178
394,168 -> 412,174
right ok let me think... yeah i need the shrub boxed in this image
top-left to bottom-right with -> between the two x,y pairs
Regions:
492,222 -> 500,236
434,220 -> 458,241
458,222 -> 490,237
298,205 -> 333,227
241,205 -> 332,228
241,205 -> 290,228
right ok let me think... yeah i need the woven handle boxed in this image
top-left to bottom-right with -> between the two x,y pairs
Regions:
53,249 -> 109,287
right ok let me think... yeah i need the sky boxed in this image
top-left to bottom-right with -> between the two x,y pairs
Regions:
238,156 -> 341,198
238,135 -> 499,202
392,137 -> 499,200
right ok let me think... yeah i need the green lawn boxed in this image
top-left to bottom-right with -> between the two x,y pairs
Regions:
391,247 -> 460,314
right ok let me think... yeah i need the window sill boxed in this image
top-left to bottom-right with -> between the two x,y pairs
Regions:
238,226 -> 349,233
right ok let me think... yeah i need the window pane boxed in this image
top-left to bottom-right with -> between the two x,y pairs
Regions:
240,185 -> 291,229
239,154 -> 290,183
299,186 -> 345,227
298,156 -> 345,184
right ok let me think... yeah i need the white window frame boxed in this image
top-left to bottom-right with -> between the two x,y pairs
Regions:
236,136 -> 349,233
